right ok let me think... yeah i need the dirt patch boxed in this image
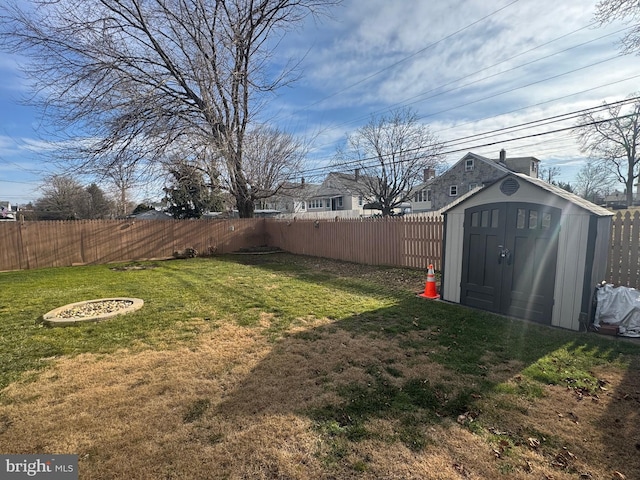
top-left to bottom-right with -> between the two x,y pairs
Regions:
109,263 -> 159,271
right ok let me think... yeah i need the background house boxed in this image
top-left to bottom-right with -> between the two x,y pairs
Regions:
256,181 -> 319,214
410,150 -> 540,213
604,191 -> 639,208
278,171 -> 375,218
0,201 -> 16,221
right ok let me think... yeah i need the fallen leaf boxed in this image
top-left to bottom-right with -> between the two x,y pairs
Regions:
453,463 -> 470,478
528,437 -> 540,449
613,471 -> 626,479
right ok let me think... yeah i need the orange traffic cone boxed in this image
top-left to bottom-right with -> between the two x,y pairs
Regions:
419,264 -> 440,299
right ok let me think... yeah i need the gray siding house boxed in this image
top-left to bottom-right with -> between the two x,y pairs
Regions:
306,172 -> 373,215
257,181 -> 320,214
410,150 -> 540,212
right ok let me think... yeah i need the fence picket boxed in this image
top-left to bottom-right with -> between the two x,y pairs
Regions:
1,214 -> 639,288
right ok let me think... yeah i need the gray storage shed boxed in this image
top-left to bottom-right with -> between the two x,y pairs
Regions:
442,172 -> 613,331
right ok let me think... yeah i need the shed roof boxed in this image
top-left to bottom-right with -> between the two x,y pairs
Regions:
443,172 -> 613,217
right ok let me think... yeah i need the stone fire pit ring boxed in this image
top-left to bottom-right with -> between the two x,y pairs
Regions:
42,298 -> 144,326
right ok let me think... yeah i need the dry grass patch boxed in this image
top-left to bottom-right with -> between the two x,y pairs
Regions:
1,254 -> 639,479
2,323 -> 640,479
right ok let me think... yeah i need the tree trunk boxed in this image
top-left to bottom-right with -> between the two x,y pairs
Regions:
236,193 -> 254,218
627,178 -> 635,207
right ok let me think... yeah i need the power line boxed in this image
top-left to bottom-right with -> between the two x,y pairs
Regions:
303,49 -> 633,156
314,22 -> 618,133
0,178 -> 40,185
432,73 -> 640,138
440,95 -> 640,149
290,98 -> 640,178
282,0 -> 521,117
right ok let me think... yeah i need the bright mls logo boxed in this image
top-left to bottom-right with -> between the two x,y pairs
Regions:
1,455 -> 78,479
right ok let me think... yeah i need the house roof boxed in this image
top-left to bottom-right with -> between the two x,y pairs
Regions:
603,191 -> 638,202
276,182 -> 320,199
463,152 -> 513,175
129,210 -> 173,220
410,152 -> 513,192
443,172 -> 613,217
313,172 -> 373,198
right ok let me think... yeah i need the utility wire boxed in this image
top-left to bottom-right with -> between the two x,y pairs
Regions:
290,99 -> 640,178
431,73 -> 640,138
304,51 -> 632,156
283,0 -> 521,117
317,22 -> 618,133
440,95 -> 640,148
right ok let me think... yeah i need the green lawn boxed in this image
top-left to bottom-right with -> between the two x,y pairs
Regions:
1,254 -> 639,479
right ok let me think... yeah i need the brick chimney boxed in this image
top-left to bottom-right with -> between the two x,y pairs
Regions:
424,168 -> 436,181
499,149 -> 506,163
354,168 -> 360,181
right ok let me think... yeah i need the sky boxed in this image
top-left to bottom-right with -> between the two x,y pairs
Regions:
1,0 -> 640,205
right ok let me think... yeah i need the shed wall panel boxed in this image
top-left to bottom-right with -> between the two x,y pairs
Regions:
553,215 -> 589,330
443,213 -> 464,303
592,217 -> 612,287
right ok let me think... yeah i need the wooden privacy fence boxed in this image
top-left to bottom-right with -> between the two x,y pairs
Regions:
265,216 -> 444,271
608,210 -> 640,288
0,218 -> 265,271
1,213 -> 639,288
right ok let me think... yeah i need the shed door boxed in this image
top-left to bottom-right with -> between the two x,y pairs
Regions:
460,202 -> 560,324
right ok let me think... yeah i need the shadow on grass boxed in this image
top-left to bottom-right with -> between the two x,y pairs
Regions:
213,288 -> 640,458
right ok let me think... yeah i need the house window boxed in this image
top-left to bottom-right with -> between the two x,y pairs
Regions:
449,185 -> 458,196
414,189 -> 431,203
326,199 -> 331,208
301,202 -> 306,210
465,159 -> 474,171
337,197 -> 343,208
358,196 -> 363,206
468,183 -> 478,192
309,199 -> 323,209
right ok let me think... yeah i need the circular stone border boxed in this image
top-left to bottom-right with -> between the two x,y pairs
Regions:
42,298 -> 144,327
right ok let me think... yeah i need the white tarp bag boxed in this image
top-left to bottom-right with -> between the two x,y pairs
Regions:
594,283 -> 640,337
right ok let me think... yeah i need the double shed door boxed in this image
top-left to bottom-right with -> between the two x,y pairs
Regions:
460,202 -> 561,324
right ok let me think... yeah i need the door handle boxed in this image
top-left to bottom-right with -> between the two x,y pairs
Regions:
498,246 -> 511,265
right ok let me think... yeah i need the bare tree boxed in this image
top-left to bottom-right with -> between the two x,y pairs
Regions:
575,98 -> 640,207
539,165 -> 562,184
0,0 -> 340,217
90,151 -> 145,217
34,175 -> 89,220
336,108 -> 444,217
574,162 -> 617,204
238,125 -> 307,206
595,0 -> 640,54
